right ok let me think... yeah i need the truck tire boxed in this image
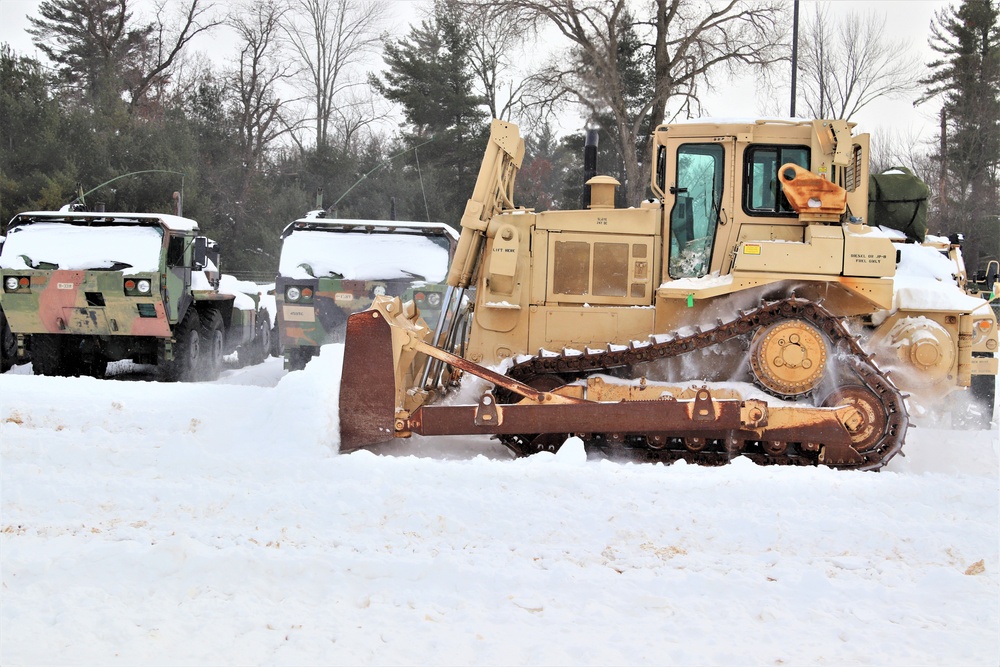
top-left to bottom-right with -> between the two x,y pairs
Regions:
162,309 -> 201,382
31,334 -> 65,376
270,320 -> 283,358
0,307 -> 16,373
199,308 -> 225,380
249,311 -> 271,366
287,346 -> 315,372
86,355 -> 108,379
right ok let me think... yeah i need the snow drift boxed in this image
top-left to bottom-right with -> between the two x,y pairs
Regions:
1,348 -> 997,665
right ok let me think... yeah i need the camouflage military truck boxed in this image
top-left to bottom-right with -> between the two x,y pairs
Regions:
275,212 -> 459,371
0,235 -> 20,373
0,210 -> 271,380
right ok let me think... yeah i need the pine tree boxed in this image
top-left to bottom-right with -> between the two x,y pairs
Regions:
921,0 -> 1000,270
26,0 -> 154,112
371,0 -> 488,225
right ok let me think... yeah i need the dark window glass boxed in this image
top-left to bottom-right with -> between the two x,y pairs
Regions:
744,145 -> 810,216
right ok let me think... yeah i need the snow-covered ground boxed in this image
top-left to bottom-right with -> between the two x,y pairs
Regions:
1,348 -> 998,666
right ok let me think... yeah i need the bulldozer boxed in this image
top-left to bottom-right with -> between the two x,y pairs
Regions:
339,118 -> 999,470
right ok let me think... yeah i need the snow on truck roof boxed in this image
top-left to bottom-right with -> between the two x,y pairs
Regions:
278,226 -> 452,282
0,221 -> 164,273
9,211 -> 200,232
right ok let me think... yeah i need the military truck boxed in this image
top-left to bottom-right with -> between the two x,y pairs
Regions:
337,118 -> 999,470
0,235 -> 20,373
0,211 -> 271,380
275,212 -> 459,370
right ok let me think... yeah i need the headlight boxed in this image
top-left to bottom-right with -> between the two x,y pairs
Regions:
137,279 -> 151,294
972,318 -> 995,344
427,293 -> 442,307
4,277 -> 18,291
286,286 -> 301,302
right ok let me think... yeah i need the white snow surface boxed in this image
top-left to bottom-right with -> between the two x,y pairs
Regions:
893,242 -> 988,312
1,348 -> 998,666
278,230 -> 449,282
0,222 -> 163,274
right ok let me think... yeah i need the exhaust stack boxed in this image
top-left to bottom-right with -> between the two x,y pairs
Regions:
582,129 -> 599,207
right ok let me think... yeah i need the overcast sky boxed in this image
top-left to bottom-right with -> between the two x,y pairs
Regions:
0,0 -> 950,146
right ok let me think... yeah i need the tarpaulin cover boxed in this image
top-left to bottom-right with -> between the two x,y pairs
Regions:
868,166 -> 930,242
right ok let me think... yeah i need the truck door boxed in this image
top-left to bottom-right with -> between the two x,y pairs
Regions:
664,142 -> 729,279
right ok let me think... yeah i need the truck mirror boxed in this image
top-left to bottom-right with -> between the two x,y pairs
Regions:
193,237 -> 207,269
987,260 -> 999,290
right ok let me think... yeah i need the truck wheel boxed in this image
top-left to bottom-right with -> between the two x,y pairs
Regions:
287,347 -> 314,371
0,308 -> 16,373
162,309 -> 201,382
270,320 -> 283,358
199,308 -> 225,380
87,356 -> 109,379
250,311 -> 271,365
31,334 -> 64,376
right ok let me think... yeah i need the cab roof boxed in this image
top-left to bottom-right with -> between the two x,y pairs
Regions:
280,217 -> 459,241
9,211 -> 200,233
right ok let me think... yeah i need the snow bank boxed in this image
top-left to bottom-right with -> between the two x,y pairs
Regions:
1,348 -> 998,666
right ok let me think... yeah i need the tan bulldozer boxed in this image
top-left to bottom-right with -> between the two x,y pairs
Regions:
339,118 -> 999,470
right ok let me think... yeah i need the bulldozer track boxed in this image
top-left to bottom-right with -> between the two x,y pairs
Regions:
495,298 -> 908,470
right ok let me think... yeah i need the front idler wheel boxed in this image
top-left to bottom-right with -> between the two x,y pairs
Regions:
822,385 -> 887,454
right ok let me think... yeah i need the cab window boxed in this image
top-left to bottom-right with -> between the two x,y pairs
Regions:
743,145 -> 809,216
668,143 -> 725,279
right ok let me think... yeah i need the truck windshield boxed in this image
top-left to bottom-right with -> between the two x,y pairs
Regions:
279,230 -> 451,282
669,144 -> 726,279
0,222 -> 163,273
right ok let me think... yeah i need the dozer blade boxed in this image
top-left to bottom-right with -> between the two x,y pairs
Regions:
339,311 -> 397,453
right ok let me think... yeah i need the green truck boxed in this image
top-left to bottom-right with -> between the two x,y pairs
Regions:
275,214 -> 459,370
0,235 -> 20,372
0,210 -> 271,380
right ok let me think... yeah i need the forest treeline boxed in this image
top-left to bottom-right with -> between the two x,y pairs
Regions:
1,0 -> 997,274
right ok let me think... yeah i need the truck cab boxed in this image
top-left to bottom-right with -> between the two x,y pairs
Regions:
275,213 -> 459,370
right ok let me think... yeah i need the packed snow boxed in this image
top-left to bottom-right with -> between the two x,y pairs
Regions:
0,222 -> 163,274
893,241 -> 988,312
279,230 -> 450,282
1,346 -> 997,666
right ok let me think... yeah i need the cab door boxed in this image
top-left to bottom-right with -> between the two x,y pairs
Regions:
656,136 -> 735,282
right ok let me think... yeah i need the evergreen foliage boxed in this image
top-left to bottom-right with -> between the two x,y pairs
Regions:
921,0 -> 1000,270
371,0 -> 489,225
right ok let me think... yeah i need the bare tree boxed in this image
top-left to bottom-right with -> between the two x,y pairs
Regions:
26,0 -> 220,115
227,0 -> 295,172
283,0 -> 386,150
798,3 -> 920,120
868,126 -> 936,180
131,0 -> 223,114
477,0 -> 785,204
452,4 -> 537,121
